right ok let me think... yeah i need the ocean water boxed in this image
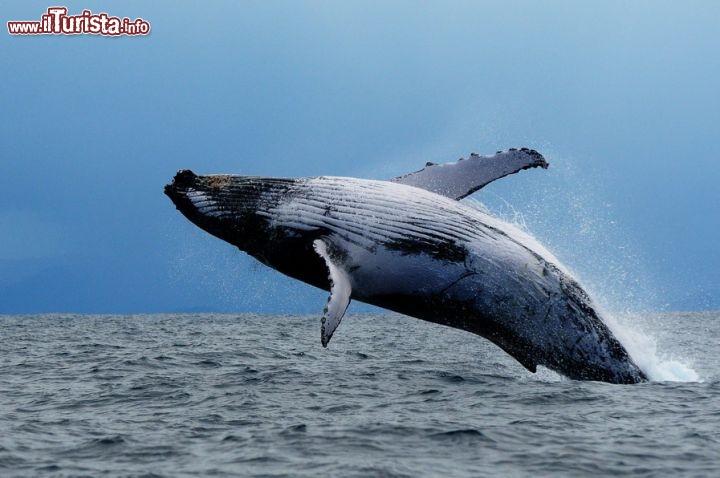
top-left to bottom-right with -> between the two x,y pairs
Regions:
1,312 -> 718,477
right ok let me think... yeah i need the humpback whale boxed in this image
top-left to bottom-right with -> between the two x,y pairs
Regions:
164,149 -> 647,384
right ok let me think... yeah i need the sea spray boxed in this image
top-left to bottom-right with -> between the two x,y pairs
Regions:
473,162 -> 701,383
601,311 -> 700,382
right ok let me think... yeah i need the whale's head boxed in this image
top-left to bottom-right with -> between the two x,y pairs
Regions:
164,170 -> 294,252
165,169 -> 329,287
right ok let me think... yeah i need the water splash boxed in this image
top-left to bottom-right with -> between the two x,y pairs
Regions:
472,153 -> 701,383
602,312 -> 700,382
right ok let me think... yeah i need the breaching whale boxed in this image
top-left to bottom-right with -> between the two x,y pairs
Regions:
164,149 -> 647,384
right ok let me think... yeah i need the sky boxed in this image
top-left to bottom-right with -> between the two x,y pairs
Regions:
1,1 -> 718,313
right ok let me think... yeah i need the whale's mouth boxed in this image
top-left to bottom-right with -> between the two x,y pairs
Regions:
164,169 -> 235,231
164,170 -> 205,225
165,169 -> 236,216
164,170 -> 275,251
164,169 -> 198,200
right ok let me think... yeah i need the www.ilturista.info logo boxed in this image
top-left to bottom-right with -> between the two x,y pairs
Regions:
7,7 -> 150,36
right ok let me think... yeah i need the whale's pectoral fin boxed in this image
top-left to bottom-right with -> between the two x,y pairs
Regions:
391,148 -> 548,200
313,239 -> 352,347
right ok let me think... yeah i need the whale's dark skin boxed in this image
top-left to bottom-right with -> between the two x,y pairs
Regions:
164,150 -> 648,384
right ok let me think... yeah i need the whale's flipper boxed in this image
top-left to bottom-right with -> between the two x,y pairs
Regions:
313,239 -> 352,347
391,148 -> 548,200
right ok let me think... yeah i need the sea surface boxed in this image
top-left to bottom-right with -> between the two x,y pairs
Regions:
1,312 -> 718,477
